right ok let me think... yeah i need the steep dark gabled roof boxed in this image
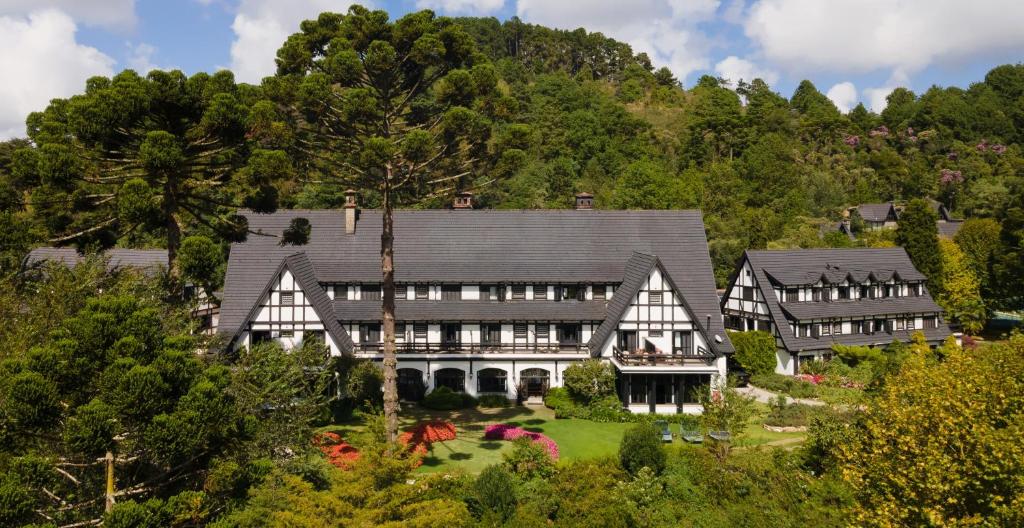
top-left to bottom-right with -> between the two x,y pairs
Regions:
219,209 -> 731,350
587,252 -> 730,358
225,253 -> 354,353
741,248 -> 951,352
752,248 -> 926,286
25,247 -> 168,272
857,203 -> 897,222
334,299 -> 608,322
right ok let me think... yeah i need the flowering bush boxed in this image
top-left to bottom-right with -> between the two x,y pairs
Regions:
484,424 -> 559,460
940,168 -> 964,185
797,373 -> 825,385
313,432 -> 360,469
397,420 -> 457,467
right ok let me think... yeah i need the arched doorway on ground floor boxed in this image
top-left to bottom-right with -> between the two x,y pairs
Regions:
397,368 -> 425,401
519,368 -> 550,398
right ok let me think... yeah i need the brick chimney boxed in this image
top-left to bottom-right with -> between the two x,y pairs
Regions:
453,191 -> 473,209
575,192 -> 594,210
344,189 -> 357,234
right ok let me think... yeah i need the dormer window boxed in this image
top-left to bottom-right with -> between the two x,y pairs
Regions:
333,285 -> 348,300
533,285 -> 547,300
511,285 -> 526,300
415,284 -> 429,300
480,285 -> 504,301
554,285 -> 583,302
785,288 -> 799,302
441,285 -> 461,300
593,285 -> 607,300
361,285 -> 381,301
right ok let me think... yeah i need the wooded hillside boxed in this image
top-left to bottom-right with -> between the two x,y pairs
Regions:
1,8 -> 1022,306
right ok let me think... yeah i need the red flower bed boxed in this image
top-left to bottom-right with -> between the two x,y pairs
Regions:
397,420 -> 457,467
313,432 -> 360,469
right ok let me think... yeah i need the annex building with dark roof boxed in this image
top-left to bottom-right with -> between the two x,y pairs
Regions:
219,194 -> 732,414
721,247 -> 952,375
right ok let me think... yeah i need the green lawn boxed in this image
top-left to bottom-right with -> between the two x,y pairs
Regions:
322,403 -> 807,474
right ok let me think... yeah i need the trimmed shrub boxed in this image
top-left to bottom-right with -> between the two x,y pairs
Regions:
543,386 -> 572,410
474,465 -> 518,521
729,330 -> 777,376
563,359 -> 616,403
421,386 -> 477,410
765,396 -> 822,427
618,422 -> 666,475
750,372 -> 819,399
502,437 -> 556,479
478,394 -> 512,408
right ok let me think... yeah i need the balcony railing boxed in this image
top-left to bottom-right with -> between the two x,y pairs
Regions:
354,341 -> 589,354
612,345 -> 715,366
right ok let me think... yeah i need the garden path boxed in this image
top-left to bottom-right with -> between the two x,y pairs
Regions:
739,385 -> 827,407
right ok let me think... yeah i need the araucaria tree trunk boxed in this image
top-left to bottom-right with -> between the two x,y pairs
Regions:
381,185 -> 399,444
272,6 -> 499,445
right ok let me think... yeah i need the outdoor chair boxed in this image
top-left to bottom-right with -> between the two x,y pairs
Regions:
708,430 -> 731,442
680,424 -> 703,443
656,420 -> 672,442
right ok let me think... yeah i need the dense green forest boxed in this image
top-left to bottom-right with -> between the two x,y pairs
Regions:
1,7 -> 1023,527
1,9 -> 1022,307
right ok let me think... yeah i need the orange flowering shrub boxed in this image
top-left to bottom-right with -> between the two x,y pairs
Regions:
397,421 -> 457,467
313,432 -> 360,469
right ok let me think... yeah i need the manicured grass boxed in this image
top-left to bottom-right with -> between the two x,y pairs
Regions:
409,405 -> 632,474
322,402 -> 809,474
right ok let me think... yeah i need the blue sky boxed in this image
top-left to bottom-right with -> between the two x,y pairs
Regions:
1,0 -> 1022,139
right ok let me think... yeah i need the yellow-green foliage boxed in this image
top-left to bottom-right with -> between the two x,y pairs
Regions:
937,238 -> 987,334
839,334 -> 1024,526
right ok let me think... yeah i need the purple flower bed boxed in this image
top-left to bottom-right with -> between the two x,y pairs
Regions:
484,424 -> 560,460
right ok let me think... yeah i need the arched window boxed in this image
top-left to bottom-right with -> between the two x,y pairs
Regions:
434,368 -> 466,392
477,368 -> 507,393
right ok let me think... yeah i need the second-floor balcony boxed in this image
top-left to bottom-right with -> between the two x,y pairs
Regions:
612,345 -> 715,366
353,341 -> 589,355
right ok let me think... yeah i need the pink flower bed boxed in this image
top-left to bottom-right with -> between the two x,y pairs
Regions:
484,424 -> 560,460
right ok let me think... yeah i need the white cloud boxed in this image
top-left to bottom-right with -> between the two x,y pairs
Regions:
862,69 -> 910,112
825,81 -> 857,113
516,0 -> 720,84
0,0 -> 136,30
416,0 -> 504,15
0,9 -> 115,139
229,0 -> 365,84
713,55 -> 778,89
125,42 -> 168,74
744,0 -> 1024,80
